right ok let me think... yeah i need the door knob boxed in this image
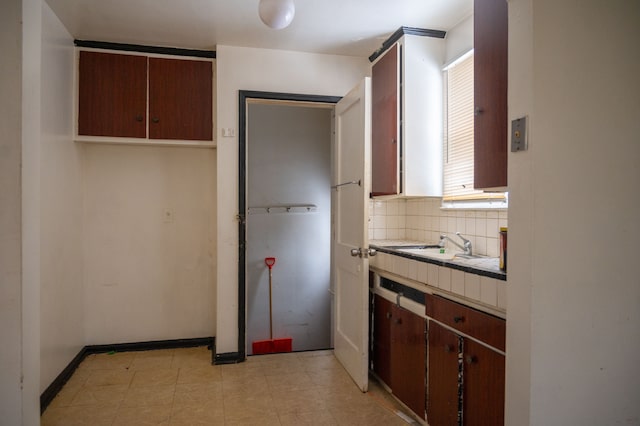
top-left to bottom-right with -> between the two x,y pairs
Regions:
350,248 -> 376,258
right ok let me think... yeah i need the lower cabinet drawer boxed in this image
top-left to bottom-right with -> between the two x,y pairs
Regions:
425,293 -> 505,352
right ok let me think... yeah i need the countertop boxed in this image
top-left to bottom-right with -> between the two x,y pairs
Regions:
370,239 -> 507,281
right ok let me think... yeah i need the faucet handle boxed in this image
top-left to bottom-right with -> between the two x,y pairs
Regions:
455,232 -> 470,244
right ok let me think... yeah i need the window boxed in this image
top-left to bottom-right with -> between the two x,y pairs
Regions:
442,51 -> 506,208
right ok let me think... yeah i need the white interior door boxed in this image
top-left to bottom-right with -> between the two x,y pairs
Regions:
332,78 -> 371,392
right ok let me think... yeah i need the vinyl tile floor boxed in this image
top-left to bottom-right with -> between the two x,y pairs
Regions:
41,346 -> 420,425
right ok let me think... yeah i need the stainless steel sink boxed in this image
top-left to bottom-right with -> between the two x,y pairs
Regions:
454,253 -> 483,259
398,247 -> 462,260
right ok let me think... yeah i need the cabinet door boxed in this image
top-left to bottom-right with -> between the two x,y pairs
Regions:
78,51 -> 147,138
463,339 -> 505,426
427,321 -> 460,426
474,0 -> 508,189
372,295 -> 392,386
371,44 -> 399,196
391,305 -> 425,419
148,58 -> 213,141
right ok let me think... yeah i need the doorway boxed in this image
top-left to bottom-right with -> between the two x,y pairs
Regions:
238,91 -> 341,357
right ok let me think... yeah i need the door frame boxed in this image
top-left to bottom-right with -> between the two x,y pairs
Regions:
232,90 -> 341,363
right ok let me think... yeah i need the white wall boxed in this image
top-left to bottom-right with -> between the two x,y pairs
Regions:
216,45 -> 370,354
21,0 -> 43,422
39,0 -> 85,393
1,0 -> 81,420
0,0 -> 25,422
507,1 -> 640,424
444,14 -> 473,64
505,1 -> 533,422
83,144 -> 216,344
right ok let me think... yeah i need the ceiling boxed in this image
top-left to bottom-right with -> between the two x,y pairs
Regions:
45,0 -> 473,58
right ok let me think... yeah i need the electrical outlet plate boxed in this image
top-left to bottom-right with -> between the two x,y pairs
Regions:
511,116 -> 528,152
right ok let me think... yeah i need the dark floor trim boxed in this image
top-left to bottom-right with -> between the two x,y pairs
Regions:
214,352 -> 244,365
40,336 -> 214,414
84,336 -> 213,355
40,346 -> 89,414
74,39 -> 216,59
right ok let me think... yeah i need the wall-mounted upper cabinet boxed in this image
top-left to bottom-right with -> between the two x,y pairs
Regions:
77,50 -> 214,147
148,57 -> 213,141
370,28 -> 445,198
78,51 -> 147,138
474,0 -> 508,190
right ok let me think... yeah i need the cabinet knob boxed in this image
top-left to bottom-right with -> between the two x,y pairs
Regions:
444,344 -> 453,353
152,117 -> 160,123
391,138 -> 396,144
135,115 -> 143,122
386,312 -> 392,320
453,316 -> 465,323
394,318 -> 402,325
465,355 -> 477,365
474,107 -> 484,116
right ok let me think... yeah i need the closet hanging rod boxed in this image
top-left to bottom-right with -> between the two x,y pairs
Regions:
331,180 -> 361,190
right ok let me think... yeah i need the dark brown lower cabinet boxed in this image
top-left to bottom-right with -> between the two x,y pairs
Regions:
463,339 -> 505,425
373,295 -> 393,386
427,321 -> 460,425
372,294 -> 426,419
426,294 -> 506,426
391,305 -> 426,418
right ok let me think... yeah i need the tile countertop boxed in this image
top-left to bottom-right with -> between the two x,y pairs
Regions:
370,239 -> 507,281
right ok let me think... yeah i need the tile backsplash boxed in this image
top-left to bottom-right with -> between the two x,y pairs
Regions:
369,198 -> 508,257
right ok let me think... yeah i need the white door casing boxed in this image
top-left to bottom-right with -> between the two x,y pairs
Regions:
331,78 -> 371,392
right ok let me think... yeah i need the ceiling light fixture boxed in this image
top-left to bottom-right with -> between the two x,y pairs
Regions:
258,0 -> 295,30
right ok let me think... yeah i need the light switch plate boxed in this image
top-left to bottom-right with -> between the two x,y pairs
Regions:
511,116 -> 528,152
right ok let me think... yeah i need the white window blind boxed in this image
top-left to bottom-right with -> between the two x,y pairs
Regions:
443,53 -> 485,200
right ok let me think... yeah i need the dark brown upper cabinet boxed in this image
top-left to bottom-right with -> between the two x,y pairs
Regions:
370,28 -> 445,198
371,44 -> 399,196
148,58 -> 212,141
78,51 -> 147,138
78,50 -> 213,143
474,0 -> 509,190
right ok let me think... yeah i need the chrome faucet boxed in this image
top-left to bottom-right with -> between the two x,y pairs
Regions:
439,232 -> 473,256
